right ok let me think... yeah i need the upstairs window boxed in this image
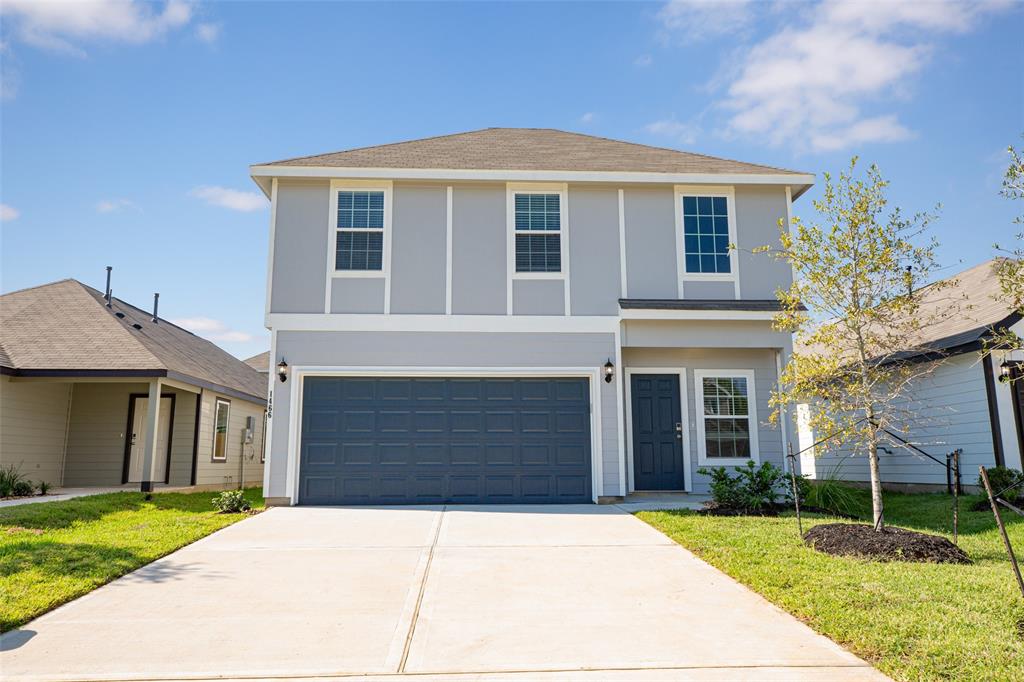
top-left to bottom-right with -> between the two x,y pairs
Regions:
336,190 -> 384,271
682,195 -> 730,274
514,193 -> 561,273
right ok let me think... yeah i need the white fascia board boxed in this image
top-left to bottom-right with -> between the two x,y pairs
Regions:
618,308 -> 779,321
266,313 -> 619,333
250,164 -> 815,189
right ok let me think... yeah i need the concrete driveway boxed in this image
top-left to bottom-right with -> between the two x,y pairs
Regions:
1,505 -> 886,681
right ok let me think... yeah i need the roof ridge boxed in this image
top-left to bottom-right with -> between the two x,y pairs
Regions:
0,278 -> 78,298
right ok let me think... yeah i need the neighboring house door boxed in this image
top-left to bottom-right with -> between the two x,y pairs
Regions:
631,374 -> 685,491
125,396 -> 173,484
297,376 -> 593,504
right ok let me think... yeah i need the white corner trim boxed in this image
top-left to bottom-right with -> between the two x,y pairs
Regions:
250,164 -> 815,189
262,328 -> 277,498
326,180 -> 394,315
693,368 -> 760,467
285,366 -> 605,504
618,188 -> 627,299
614,322 -> 627,496
264,178 -> 278,320
445,185 -> 453,315
674,185 -> 740,299
623,367 -> 691,493
775,349 -> 790,472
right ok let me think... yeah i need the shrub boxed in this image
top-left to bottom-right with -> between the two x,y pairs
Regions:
11,480 -> 35,497
0,464 -> 28,497
979,466 -> 1024,501
805,475 -> 861,518
37,481 -> 51,496
698,461 -> 788,513
212,489 -> 251,513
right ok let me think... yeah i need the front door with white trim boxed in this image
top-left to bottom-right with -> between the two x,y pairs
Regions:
630,374 -> 686,490
127,396 -> 172,483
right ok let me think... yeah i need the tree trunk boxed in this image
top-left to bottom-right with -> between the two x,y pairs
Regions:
867,444 -> 885,531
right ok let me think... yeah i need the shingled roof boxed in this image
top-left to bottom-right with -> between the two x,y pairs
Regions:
256,128 -> 809,177
244,351 -> 269,373
0,279 -> 266,402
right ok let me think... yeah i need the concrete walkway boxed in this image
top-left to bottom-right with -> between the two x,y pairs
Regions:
0,505 -> 887,681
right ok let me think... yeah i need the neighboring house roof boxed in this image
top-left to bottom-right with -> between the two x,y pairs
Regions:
244,351 -> 270,373
798,259 -> 1018,361
251,128 -> 814,197
0,279 -> 267,402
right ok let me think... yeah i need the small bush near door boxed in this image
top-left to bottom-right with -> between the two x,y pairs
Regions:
698,461 -> 788,514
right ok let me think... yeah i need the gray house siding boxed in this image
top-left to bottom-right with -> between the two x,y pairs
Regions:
271,181 -> 329,313
451,186 -> 506,315
734,186 -> 792,299
623,347 -> 786,495
512,280 -> 565,315
0,378 -> 72,486
268,330 -> 621,499
801,354 -> 1000,487
568,187 -> 621,315
391,185 -> 447,314
623,188 -> 677,299
330,278 -> 385,314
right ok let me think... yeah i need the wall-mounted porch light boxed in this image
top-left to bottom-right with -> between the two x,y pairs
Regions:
277,358 -> 289,383
603,359 -> 615,383
1000,362 -> 1014,383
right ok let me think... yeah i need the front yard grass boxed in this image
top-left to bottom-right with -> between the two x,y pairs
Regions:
639,489 -> 1024,681
0,488 -> 263,632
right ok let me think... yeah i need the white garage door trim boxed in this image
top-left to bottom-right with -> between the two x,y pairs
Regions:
286,366 -> 604,505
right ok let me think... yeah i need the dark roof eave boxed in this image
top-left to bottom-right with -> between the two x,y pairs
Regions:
0,367 -> 266,405
619,298 -> 803,312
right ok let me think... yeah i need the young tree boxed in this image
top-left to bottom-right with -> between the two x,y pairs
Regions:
990,142 -> 1024,353
760,159 -> 953,531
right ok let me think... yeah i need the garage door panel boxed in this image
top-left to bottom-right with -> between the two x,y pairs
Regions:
298,377 -> 592,505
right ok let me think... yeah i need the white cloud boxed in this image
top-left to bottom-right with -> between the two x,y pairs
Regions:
580,112 -> 596,124
0,0 -> 194,56
195,22 -> 221,44
0,41 -> 19,100
190,186 -> 266,212
0,204 -> 20,221
634,54 -> 653,67
645,118 -> 700,145
718,0 -> 1013,152
96,198 -> 139,213
171,316 -> 255,344
658,0 -> 755,42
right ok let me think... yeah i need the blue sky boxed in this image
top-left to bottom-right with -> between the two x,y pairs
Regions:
1,0 -> 1021,359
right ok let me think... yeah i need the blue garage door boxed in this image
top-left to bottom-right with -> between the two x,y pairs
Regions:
298,376 -> 593,505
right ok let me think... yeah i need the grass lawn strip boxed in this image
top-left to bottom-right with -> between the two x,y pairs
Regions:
0,488 -> 264,632
638,489 -> 1024,682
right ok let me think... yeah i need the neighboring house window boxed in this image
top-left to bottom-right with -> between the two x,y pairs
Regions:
695,371 -> 759,464
212,398 -> 231,462
336,190 -> 385,271
682,195 -> 730,274
514,193 -> 561,273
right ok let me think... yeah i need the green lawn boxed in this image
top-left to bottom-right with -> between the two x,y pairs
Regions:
0,488 -> 264,632
638,490 -> 1024,681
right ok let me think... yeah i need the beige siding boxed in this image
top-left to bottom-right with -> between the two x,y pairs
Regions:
63,383 -> 197,487
194,390 -> 265,488
0,378 -> 72,485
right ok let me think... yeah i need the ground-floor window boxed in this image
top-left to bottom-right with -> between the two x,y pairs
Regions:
212,398 -> 231,462
695,370 -> 759,465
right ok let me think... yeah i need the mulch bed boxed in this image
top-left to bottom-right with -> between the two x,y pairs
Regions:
804,523 -> 971,564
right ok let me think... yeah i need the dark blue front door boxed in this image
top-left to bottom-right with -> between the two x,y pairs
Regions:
299,376 -> 593,505
631,374 -> 685,491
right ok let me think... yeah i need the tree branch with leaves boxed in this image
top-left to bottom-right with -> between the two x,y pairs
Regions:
758,158 -> 955,531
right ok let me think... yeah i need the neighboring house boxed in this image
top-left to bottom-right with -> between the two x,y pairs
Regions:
245,351 -> 270,374
0,279 -> 268,491
797,259 -> 1024,490
251,127 -> 814,506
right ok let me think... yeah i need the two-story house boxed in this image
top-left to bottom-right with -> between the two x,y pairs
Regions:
250,128 -> 814,506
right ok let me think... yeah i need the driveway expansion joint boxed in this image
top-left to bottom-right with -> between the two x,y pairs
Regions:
397,506 -> 445,674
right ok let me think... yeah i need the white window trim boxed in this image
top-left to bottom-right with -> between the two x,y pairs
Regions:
506,182 -> 570,315
673,184 -> 740,299
623,368 -> 691,493
325,179 -> 394,314
693,369 -> 759,467
284,366 -> 604,505
212,397 -> 231,462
